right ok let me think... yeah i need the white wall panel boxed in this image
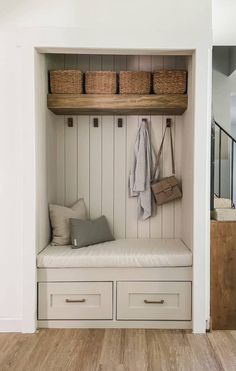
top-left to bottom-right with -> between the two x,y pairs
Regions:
162,115 -> 175,238
56,117 -> 65,205
102,116 -> 114,232
65,54 -> 77,69
127,56 -> 139,71
77,55 -> 90,71
77,116 -> 90,213
151,55 -> 164,71
162,56 -> 176,238
137,115 -> 151,239
150,116 -> 163,238
174,116 -> 183,238
89,116 -> 102,218
115,56 -> 127,72
102,55 -> 114,70
90,55 -> 102,71
64,116 -> 78,206
113,116 -> 127,238
126,116 -> 139,238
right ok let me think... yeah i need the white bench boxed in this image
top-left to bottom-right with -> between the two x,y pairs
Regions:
37,238 -> 192,329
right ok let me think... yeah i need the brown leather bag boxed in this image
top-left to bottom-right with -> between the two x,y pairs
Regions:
151,121 -> 182,206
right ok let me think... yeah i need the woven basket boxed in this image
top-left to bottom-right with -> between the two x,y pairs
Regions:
153,70 -> 187,95
85,71 -> 117,94
50,70 -> 83,94
119,71 -> 151,94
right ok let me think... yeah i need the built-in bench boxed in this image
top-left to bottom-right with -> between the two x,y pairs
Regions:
37,238 -> 192,329
37,238 -> 192,268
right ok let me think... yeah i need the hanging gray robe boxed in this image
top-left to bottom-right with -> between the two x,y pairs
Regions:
129,120 -> 159,220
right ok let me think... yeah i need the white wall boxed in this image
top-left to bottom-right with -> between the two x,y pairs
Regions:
213,47 -> 236,131
0,0 -> 212,333
213,0 -> 236,45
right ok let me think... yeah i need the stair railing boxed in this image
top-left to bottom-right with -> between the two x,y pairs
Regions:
211,119 -> 236,210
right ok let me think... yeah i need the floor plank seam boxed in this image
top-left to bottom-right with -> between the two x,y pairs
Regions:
206,334 -> 225,371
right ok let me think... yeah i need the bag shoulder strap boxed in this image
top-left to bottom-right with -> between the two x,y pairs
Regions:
155,122 -> 175,174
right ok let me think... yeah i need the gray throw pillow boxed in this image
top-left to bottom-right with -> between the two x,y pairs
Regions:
70,215 -> 114,248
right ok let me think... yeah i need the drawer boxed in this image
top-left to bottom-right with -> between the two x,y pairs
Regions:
117,281 -> 191,321
38,282 -> 113,320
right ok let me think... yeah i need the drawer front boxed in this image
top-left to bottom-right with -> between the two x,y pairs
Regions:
117,281 -> 191,321
38,282 -> 113,320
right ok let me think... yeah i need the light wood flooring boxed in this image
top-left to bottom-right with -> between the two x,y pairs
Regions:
0,329 -> 236,371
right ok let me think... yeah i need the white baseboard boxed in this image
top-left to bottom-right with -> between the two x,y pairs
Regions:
38,320 -> 192,330
0,318 -> 22,332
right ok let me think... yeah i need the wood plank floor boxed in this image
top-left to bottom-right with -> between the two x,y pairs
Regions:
0,329 -> 235,371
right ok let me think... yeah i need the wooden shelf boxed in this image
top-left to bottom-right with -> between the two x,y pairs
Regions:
47,94 -> 188,116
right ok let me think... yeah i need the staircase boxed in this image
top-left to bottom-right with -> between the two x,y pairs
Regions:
211,119 -> 236,220
211,120 -> 236,330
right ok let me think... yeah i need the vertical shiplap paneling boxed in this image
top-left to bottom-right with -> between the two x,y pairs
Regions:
174,116 -> 183,238
64,116 -> 78,206
151,55 -> 164,71
101,56 -> 115,231
47,54 -> 65,71
161,56 -> 176,238
77,55 -> 90,72
77,116 -> 90,214
175,56 -> 188,70
88,55 -> 102,219
89,116 -> 102,218
90,55 -> 102,71
127,55 -> 139,71
56,117 -> 66,205
64,55 -> 78,207
64,54 -> 77,69
102,117 -> 114,232
150,56 -> 164,237
101,55 -> 114,71
137,115 -> 151,238
163,55 -> 176,70
139,55 -> 152,72
137,56 -> 152,237
126,116 -> 139,238
162,116 -> 175,238
113,116 -> 127,238
115,55 -> 127,72
125,55 -> 139,238
150,116 -> 163,238
77,54 -> 90,212
50,53 -> 185,238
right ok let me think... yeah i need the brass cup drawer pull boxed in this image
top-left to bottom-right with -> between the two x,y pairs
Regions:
65,298 -> 86,303
144,299 -> 164,304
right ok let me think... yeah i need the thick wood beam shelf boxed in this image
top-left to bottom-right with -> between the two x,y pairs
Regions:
47,94 -> 187,116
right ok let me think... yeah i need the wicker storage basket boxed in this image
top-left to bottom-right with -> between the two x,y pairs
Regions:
119,71 -> 151,94
85,71 -> 117,94
50,70 -> 83,94
153,70 -> 187,94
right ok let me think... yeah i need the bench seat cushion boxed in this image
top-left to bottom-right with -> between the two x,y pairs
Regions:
37,238 -> 192,268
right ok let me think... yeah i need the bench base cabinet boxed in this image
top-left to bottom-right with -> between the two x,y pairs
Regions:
117,281 -> 191,321
38,278 -> 192,327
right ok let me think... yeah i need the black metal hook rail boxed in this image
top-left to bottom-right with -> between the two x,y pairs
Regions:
211,119 -> 235,210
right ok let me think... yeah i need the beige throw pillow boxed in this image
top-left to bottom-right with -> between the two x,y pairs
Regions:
49,199 -> 87,245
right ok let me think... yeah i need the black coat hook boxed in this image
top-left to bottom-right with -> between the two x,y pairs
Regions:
117,118 -> 123,128
166,118 -> 172,127
93,118 -> 99,127
67,117 -> 73,127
